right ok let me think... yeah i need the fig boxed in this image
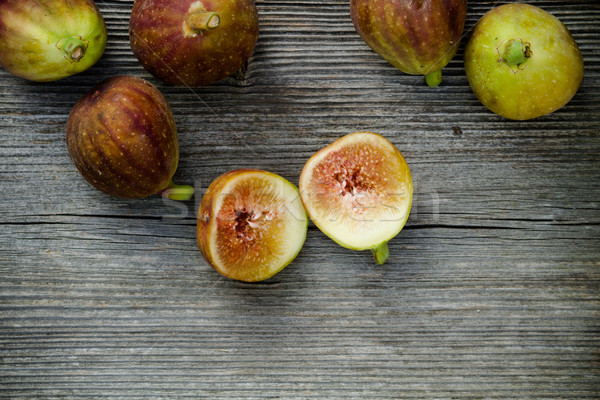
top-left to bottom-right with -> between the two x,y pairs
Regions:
66,76 -> 193,200
0,0 -> 107,82
197,169 -> 307,282
129,0 -> 259,86
464,3 -> 584,120
350,0 -> 466,87
299,132 -> 412,265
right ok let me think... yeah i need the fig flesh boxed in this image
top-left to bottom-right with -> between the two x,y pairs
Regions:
464,3 -> 584,120
299,132 -> 412,265
129,0 -> 259,86
350,0 -> 466,87
0,0 -> 107,82
197,169 -> 307,282
66,76 -> 193,200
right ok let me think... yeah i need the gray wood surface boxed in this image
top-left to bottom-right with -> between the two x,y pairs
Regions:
1,0 -> 599,398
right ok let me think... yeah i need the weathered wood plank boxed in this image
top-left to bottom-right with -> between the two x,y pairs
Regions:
1,0 -> 599,398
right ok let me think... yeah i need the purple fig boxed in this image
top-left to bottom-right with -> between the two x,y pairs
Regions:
129,0 -> 259,86
351,0 -> 467,87
0,0 -> 107,82
66,76 -> 193,200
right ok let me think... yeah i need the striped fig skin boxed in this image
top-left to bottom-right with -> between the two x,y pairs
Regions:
66,76 -> 180,198
0,0 -> 106,82
350,0 -> 466,75
129,0 -> 259,86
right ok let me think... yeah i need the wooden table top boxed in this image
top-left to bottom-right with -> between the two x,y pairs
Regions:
1,0 -> 599,398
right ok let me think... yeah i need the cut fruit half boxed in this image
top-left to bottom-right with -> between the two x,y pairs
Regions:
197,169 -> 308,282
299,132 -> 413,264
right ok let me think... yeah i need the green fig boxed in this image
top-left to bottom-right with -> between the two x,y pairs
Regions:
129,0 -> 259,86
350,0 -> 466,87
0,0 -> 107,82
464,3 -> 584,120
66,76 -> 193,200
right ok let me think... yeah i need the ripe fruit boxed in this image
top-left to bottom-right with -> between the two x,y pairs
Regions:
350,0 -> 466,87
197,169 -> 308,282
464,3 -> 584,120
129,0 -> 259,86
66,76 -> 193,200
299,132 -> 412,265
0,0 -> 107,82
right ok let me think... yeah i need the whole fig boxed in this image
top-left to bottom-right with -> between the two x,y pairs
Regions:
0,0 -> 107,82
464,3 -> 584,120
129,0 -> 259,86
351,0 -> 466,87
66,76 -> 193,199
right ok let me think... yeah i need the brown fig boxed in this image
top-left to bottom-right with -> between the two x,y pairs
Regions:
129,0 -> 259,86
66,76 -> 193,199
197,169 -> 307,282
351,0 -> 467,87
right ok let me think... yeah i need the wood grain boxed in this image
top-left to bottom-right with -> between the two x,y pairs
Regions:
1,0 -> 599,398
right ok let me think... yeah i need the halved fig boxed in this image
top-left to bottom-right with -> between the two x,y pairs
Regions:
299,132 -> 413,264
197,169 -> 308,282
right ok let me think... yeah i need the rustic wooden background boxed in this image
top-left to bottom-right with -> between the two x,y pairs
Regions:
1,0 -> 599,398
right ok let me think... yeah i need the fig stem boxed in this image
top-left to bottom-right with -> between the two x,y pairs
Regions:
56,36 -> 88,62
425,70 -> 442,88
160,182 -> 195,201
500,39 -> 531,67
186,11 -> 220,32
371,242 -> 390,265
